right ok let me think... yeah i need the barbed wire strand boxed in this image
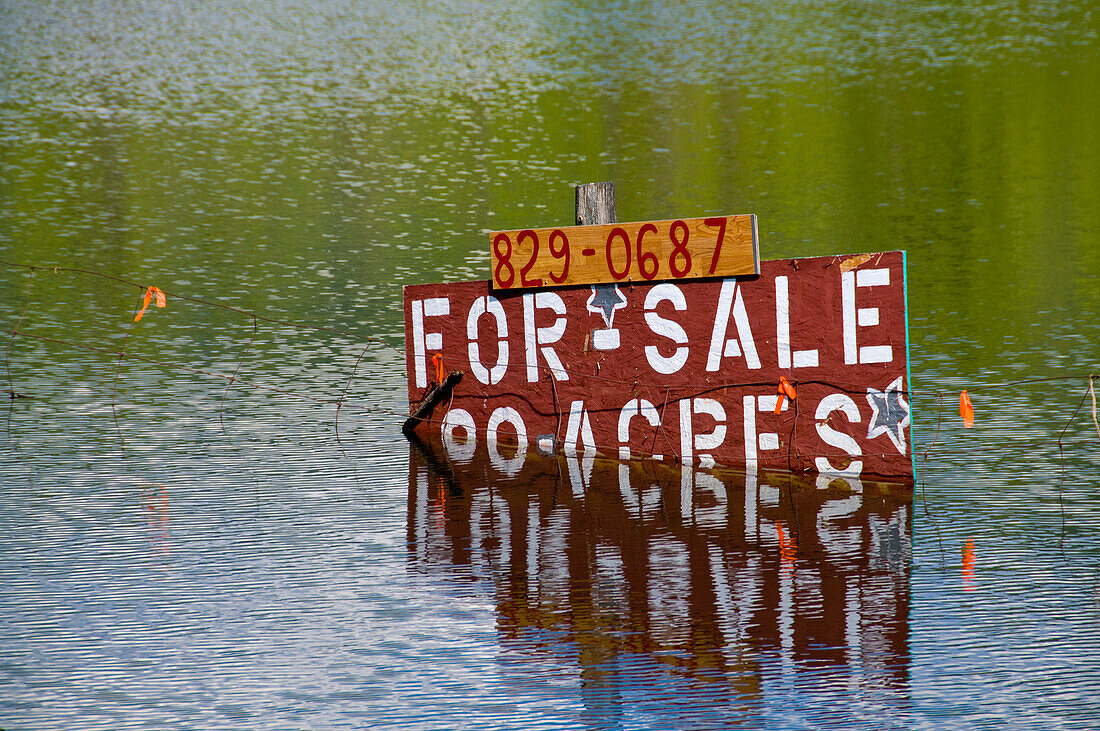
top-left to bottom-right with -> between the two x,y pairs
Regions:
110,295 -> 145,456
919,392 -> 947,565
5,268 -> 36,437
10,329 -> 406,417
9,257 -> 1094,398
4,269 -> 35,400
5,258 -> 1096,483
336,343 -> 373,446
3,259 -> 410,445
8,319 -> 1098,525
0,258 -> 404,356
220,314 -> 258,441
1057,383 -> 1093,549
1090,375 -> 1099,441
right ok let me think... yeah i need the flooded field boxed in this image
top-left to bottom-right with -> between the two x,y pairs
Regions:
2,1 -> 1098,728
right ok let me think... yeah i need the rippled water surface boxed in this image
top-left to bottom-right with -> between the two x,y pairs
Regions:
2,1 -> 1099,729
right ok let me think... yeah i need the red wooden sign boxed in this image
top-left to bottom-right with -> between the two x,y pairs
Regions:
404,251 -> 913,481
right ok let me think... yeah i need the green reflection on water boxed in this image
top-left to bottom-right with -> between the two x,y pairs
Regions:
0,0 -> 1096,393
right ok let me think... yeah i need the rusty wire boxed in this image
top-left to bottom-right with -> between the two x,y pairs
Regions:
1057,382 -> 1095,547
8,329 -> 405,416
4,258 -> 1097,467
220,313 -> 258,440
0,257 -> 404,356
4,268 -> 35,401
2,257 -> 410,452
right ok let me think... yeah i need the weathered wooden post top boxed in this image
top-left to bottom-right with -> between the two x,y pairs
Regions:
404,182 -> 913,482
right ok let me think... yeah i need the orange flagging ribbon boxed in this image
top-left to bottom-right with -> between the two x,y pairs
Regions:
134,286 -> 166,322
959,390 -> 974,428
432,353 -> 444,384
775,376 -> 797,414
962,537 -> 976,591
777,522 -> 797,565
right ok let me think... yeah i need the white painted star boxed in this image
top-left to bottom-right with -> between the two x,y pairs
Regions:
866,376 -> 910,455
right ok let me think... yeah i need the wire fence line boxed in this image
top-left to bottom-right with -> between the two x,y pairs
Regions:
3,258 -> 1097,464
2,258 -> 411,452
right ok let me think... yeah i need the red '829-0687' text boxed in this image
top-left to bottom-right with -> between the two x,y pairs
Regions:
489,215 -> 759,290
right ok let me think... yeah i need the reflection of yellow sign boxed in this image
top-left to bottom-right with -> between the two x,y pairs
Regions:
489,215 -> 759,289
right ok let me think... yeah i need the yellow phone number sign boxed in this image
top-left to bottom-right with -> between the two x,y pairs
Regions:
489,214 -> 759,290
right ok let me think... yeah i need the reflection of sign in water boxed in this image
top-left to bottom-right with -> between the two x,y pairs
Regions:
404,251 -> 912,480
407,438 -> 912,716
141,483 -> 170,558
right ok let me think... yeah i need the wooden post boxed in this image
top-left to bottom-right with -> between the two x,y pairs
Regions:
575,181 -> 616,226
402,370 -> 463,437
490,185 -> 758,289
